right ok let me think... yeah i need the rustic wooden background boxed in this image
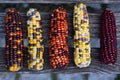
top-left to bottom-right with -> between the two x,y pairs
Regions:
0,0 -> 120,74
0,0 -> 120,4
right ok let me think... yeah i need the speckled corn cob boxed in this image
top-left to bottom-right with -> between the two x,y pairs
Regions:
73,3 -> 91,68
100,10 -> 117,64
5,8 -> 24,71
49,7 -> 69,69
27,8 -> 44,70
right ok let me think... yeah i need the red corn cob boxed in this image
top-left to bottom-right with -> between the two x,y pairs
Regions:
49,7 -> 69,69
100,10 -> 117,64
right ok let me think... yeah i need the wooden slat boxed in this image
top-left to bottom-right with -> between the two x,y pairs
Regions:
0,0 -> 120,4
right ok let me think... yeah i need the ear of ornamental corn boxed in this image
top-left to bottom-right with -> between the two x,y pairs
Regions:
100,10 -> 117,64
73,3 -> 91,68
49,7 -> 69,69
5,8 -> 24,71
27,8 -> 44,70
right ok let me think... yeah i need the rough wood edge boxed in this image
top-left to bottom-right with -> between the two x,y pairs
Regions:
0,0 -> 120,4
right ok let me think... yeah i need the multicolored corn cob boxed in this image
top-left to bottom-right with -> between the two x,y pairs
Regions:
5,8 -> 24,71
27,8 -> 44,70
100,10 -> 117,64
73,3 -> 91,68
49,7 -> 69,69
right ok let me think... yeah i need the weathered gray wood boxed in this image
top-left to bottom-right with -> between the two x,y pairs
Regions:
0,2 -> 119,74
0,0 -> 120,4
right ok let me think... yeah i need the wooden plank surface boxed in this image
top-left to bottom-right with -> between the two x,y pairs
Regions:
0,0 -> 120,4
0,3 -> 119,73
0,11 -> 119,74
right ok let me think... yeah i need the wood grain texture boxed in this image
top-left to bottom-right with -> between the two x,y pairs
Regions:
0,2 -> 119,73
0,0 -> 120,4
0,11 -> 118,73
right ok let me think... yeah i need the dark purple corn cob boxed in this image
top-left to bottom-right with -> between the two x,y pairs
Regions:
5,8 -> 24,71
100,10 -> 117,64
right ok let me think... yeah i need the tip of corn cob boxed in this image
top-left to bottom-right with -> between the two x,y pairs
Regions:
9,65 -> 21,72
